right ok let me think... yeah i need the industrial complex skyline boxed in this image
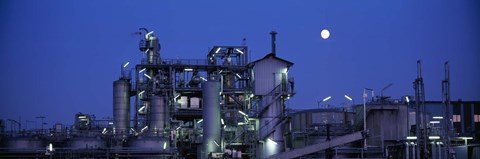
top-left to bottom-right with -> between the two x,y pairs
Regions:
1,0 -> 479,126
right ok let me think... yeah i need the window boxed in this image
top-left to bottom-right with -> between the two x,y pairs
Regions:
475,115 -> 480,123
453,115 -> 461,122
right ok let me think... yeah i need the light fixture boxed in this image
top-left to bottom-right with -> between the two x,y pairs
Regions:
141,126 -> 148,132
123,62 -> 129,68
344,95 -> 353,101
460,137 -> 473,140
221,118 -> 225,125
429,136 -> 440,140
432,116 -> 443,119
213,140 -> 220,147
200,77 -> 207,81
238,110 -> 248,117
267,138 -> 278,145
48,143 -> 53,151
139,68 -> 146,73
215,47 -> 221,54
144,74 -> 152,79
145,31 -> 154,38
406,136 -> 417,140
163,142 -> 167,149
184,68 -> 193,71
235,73 -> 242,79
429,121 -> 440,124
235,49 -> 244,54
322,96 -> 331,102
197,119 -> 203,124
139,90 -> 145,95
405,96 -> 410,103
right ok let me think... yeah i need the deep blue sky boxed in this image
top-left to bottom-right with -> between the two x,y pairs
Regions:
1,0 -> 479,127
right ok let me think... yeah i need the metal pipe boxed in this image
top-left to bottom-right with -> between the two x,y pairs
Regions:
270,31 -> 277,55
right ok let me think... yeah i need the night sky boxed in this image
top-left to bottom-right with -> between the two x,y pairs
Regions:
1,0 -> 479,128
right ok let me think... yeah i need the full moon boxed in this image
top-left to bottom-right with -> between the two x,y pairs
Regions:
321,29 -> 330,39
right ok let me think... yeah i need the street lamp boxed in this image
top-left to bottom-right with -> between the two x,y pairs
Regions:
344,94 -> 354,111
317,96 -> 331,108
363,88 -> 373,150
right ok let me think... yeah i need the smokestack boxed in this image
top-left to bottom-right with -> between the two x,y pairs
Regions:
270,31 -> 277,56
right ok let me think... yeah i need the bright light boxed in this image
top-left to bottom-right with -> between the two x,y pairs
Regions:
322,96 -> 332,102
139,68 -> 146,73
406,136 -> 417,140
141,126 -> 148,132
224,125 -> 227,129
200,77 -> 207,81
184,68 -> 193,71
432,116 -> 443,119
215,47 -> 221,54
139,90 -> 145,95
138,106 -> 146,113
221,118 -> 225,125
123,62 -> 129,68
429,136 -> 440,140
460,137 -> 473,140
163,142 -> 167,149
235,49 -> 244,54
48,143 -> 53,151
344,95 -> 353,101
238,110 -> 248,117
235,73 -> 242,79
197,119 -> 203,124
176,126 -> 181,130
144,74 -> 152,79
267,138 -> 278,145
102,128 -> 107,134
429,121 -> 440,124
321,29 -> 330,39
405,96 -> 410,103
145,31 -> 154,38
213,140 -> 220,147
78,116 -> 87,119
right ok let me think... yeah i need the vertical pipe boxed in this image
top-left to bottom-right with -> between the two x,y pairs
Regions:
270,31 -> 277,56
202,80 -> 221,158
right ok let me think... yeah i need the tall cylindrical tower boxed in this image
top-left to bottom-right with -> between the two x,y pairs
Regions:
202,80 -> 221,158
113,79 -> 131,133
150,95 -> 166,133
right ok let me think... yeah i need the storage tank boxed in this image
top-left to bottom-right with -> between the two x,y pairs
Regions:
113,79 -> 131,133
150,95 -> 166,133
202,80 -> 221,158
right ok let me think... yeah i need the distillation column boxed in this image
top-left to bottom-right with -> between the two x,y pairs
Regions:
202,79 -> 221,158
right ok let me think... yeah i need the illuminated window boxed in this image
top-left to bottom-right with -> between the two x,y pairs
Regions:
453,115 -> 461,122
475,115 -> 480,123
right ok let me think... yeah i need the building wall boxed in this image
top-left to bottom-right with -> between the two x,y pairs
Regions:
253,57 -> 288,95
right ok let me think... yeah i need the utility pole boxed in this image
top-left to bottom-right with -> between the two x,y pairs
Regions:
442,61 -> 452,158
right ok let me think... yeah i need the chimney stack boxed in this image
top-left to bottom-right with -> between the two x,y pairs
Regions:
270,31 -> 277,56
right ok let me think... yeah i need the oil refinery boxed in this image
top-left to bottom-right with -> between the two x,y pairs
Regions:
0,29 -> 479,159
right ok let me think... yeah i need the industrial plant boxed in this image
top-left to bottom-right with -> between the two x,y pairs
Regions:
0,29 -> 479,159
